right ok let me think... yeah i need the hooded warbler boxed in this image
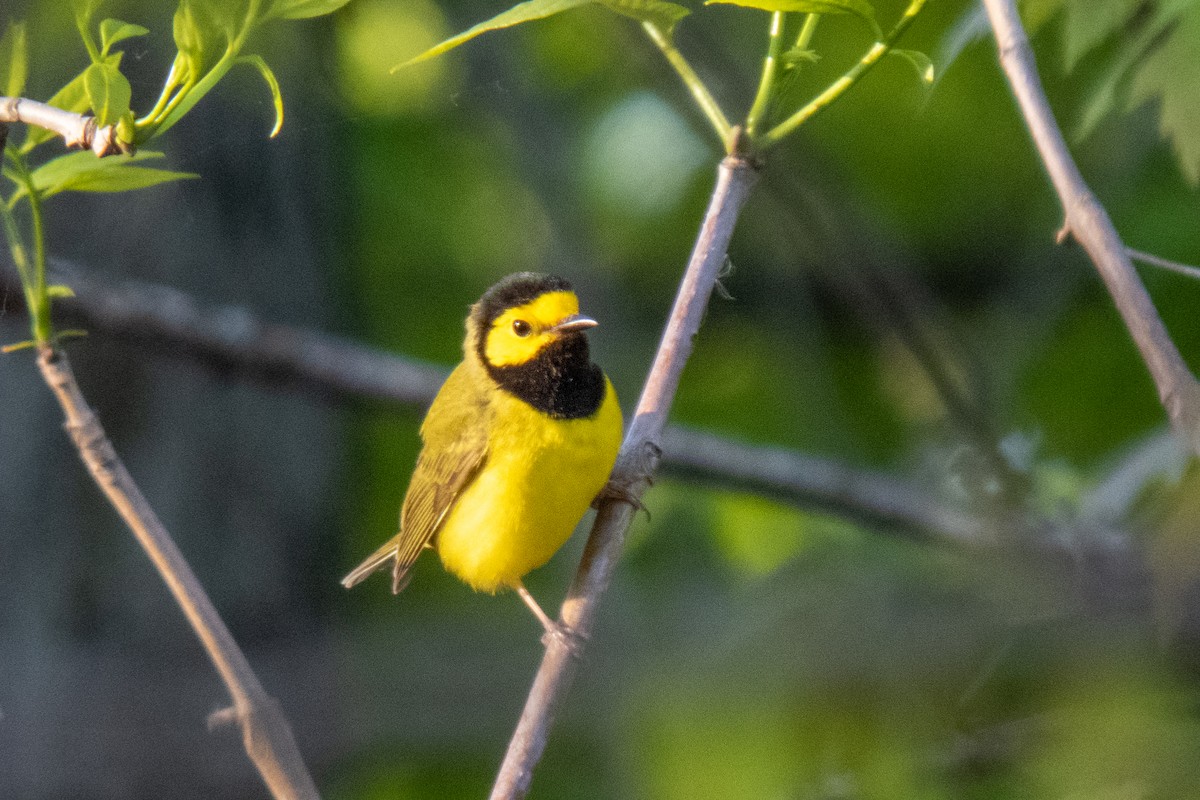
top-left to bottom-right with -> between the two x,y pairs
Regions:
342,273 -> 623,632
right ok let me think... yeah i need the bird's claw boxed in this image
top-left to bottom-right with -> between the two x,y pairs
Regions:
591,475 -> 651,518
541,620 -> 589,658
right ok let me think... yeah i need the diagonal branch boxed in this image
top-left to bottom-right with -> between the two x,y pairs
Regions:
980,0 -> 1200,456
34,344 -> 320,800
489,154 -> 759,800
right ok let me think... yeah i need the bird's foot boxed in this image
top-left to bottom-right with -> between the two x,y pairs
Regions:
591,475 -> 651,518
540,620 -> 589,658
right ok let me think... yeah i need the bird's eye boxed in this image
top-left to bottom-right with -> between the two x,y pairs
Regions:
512,319 -> 532,337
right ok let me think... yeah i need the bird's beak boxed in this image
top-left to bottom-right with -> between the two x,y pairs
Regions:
550,314 -> 598,334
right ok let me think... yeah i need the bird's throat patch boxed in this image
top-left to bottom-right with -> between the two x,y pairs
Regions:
487,335 -> 606,420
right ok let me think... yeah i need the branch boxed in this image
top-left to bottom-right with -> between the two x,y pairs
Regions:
34,344 -> 320,800
489,155 -> 759,800
1127,247 -> 1200,283
0,96 -> 128,156
980,0 -> 1200,456
661,426 -> 987,545
0,263 -> 980,547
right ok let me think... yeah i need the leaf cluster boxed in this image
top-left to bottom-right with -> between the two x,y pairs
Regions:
396,0 -> 933,155
0,0 -> 350,348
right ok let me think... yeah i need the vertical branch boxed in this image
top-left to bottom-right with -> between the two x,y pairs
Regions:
980,0 -> 1200,454
489,154 -> 760,800
36,345 -> 321,800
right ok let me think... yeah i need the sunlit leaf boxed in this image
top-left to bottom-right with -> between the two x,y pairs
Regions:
0,21 -> 29,98
265,0 -> 354,20
72,0 -> 103,59
47,284 -> 76,299
704,0 -> 880,38
237,54 -> 284,136
889,48 -> 934,84
395,0 -> 594,69
25,150 -> 197,198
171,0 -> 248,77
99,18 -> 150,56
84,58 -> 132,127
174,0 -> 214,81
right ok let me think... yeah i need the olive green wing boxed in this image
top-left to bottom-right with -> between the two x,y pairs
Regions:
341,363 -> 490,593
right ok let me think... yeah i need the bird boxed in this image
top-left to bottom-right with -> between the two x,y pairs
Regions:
341,272 -> 624,636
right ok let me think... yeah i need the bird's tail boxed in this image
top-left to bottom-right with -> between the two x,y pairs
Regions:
341,539 -> 415,594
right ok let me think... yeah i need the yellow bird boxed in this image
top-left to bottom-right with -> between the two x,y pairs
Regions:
342,273 -> 623,633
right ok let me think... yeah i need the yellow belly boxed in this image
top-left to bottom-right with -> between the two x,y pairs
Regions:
435,380 -> 622,593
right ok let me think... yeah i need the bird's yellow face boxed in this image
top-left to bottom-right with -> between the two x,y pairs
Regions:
483,290 -> 592,368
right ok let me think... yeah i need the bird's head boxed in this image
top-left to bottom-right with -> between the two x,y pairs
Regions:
471,272 -> 597,370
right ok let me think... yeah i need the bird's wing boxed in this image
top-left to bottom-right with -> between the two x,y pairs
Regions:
341,363 -> 490,593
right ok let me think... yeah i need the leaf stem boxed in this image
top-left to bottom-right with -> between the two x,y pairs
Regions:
640,21 -> 734,150
745,12 -> 787,137
762,0 -> 928,148
795,12 -> 820,49
26,173 -> 48,343
2,150 -> 50,343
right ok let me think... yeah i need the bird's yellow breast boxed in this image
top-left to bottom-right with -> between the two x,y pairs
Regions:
435,378 -> 622,593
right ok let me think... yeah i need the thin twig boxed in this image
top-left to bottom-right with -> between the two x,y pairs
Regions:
1127,247 -> 1200,283
981,0 -> 1200,456
489,154 -> 759,800
0,96 -> 126,156
640,22 -> 734,149
34,344 -> 321,800
744,11 -> 787,137
661,426 -> 986,544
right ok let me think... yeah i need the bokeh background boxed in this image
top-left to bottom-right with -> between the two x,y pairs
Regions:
3,0 -> 1200,797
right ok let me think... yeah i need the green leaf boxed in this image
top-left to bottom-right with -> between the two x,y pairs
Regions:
21,69 -> 92,152
84,58 -> 132,126
237,54 -> 284,136
265,0 -> 354,20
172,0 -> 248,79
99,18 -> 150,56
72,0 -> 103,60
174,0 -> 214,81
601,0 -> 690,32
704,0 -> 881,38
1126,6 -> 1200,185
24,150 -> 198,199
0,21 -> 29,98
889,48 -> 934,84
395,0 -> 594,69
47,284 -> 76,299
